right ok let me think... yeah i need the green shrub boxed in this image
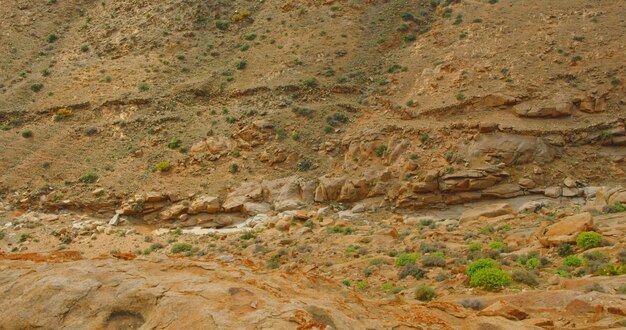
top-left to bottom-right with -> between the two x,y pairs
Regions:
395,252 -> 419,266
356,281 -> 368,290
31,83 -> 43,92
138,82 -> 149,92
595,264 -> 626,276
524,257 -> 541,270
466,258 -> 498,277
381,282 -> 403,294
302,78 -> 318,88
167,138 -> 181,149
576,232 -> 602,250
156,161 -> 172,172
512,270 -> 539,287
563,255 -> 582,267
171,243 -> 192,254
404,34 -> 417,42
470,268 -> 511,290
298,158 -> 313,171
375,144 -> 387,157
558,243 -> 574,256
266,256 -> 280,269
229,163 -> 239,173
215,20 -> 229,30
414,285 -> 436,301
398,264 -> 425,280
79,173 -> 98,183
240,231 -> 256,240
423,255 -> 446,268
488,241 -> 506,251
603,202 -> 626,213
326,112 -> 349,126
235,60 -> 247,70
469,242 -> 482,252
21,130 -> 33,138
328,226 -> 354,235
47,34 -> 58,43
292,107 -> 313,117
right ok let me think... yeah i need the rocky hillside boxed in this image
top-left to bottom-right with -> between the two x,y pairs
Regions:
0,0 -> 625,329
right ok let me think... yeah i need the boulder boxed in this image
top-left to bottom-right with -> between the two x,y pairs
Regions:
223,182 -> 264,212
579,95 -> 607,113
608,189 -> 626,204
544,187 -> 562,198
243,202 -> 271,215
159,204 -> 187,221
561,187 -> 580,197
459,203 -> 515,224
536,212 -> 597,247
482,184 -> 523,199
518,178 -> 536,189
273,180 -> 303,212
314,176 -> 347,202
468,133 -> 555,165
513,95 -> 573,118
188,196 -> 220,214
439,168 -> 509,192
478,300 -> 529,320
338,179 -> 369,202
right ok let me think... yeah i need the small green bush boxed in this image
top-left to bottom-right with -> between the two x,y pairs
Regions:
21,130 -> 33,138
156,161 -> 172,172
302,78 -> 318,88
563,255 -> 582,267
558,243 -> 574,256
292,107 -> 314,117
488,241 -> 506,251
595,264 -> 626,276
138,82 -> 149,92
524,257 -> 541,270
298,158 -> 313,171
604,202 -> 626,213
375,144 -> 387,157
512,270 -> 539,287
31,83 -> 44,92
229,163 -> 239,173
466,258 -> 498,277
215,20 -> 230,30
47,34 -> 58,43
235,60 -> 247,70
167,138 -> 181,149
397,264 -> 425,280
79,173 -> 98,183
469,242 -> 482,252
326,112 -> 349,126
414,285 -> 436,301
266,256 -> 280,269
470,268 -> 511,290
576,232 -> 602,250
395,252 -> 419,266
423,255 -> 446,268
171,243 -> 192,254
